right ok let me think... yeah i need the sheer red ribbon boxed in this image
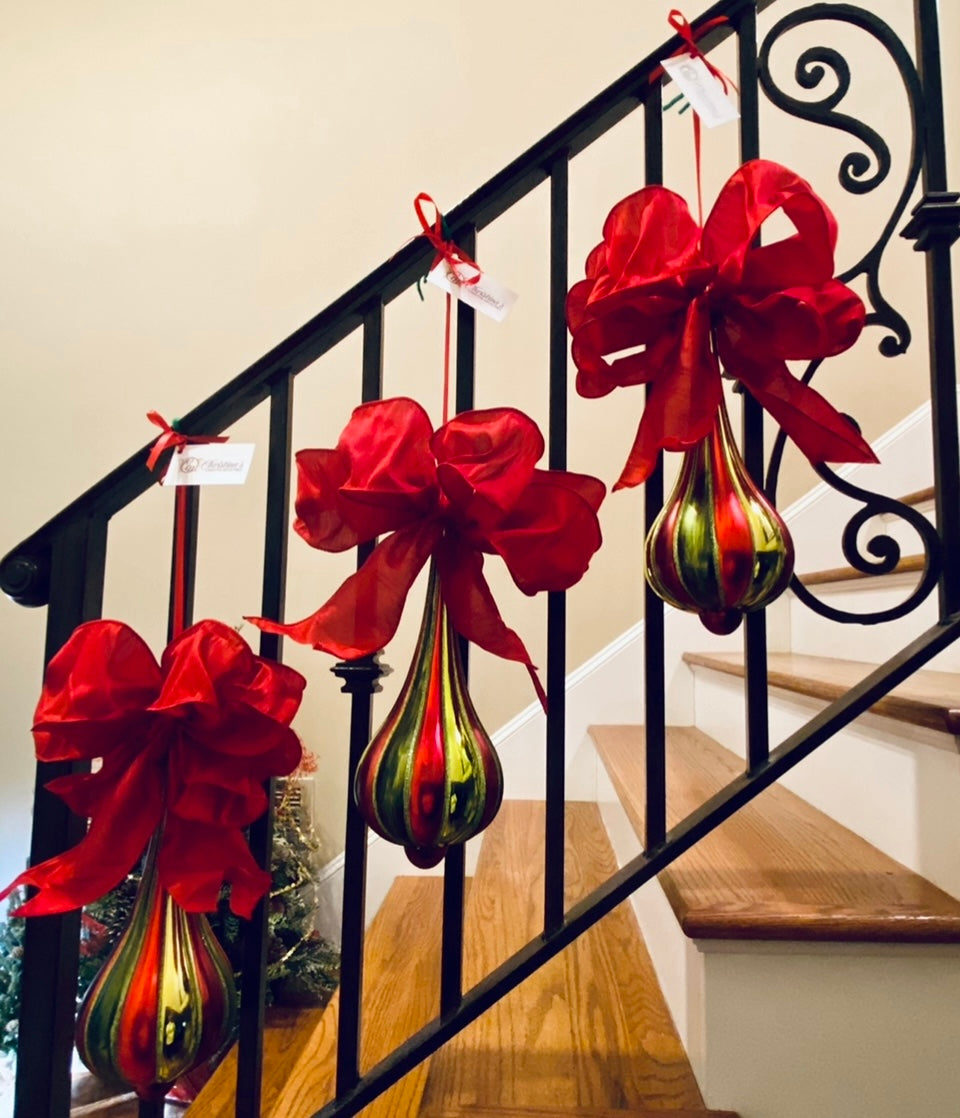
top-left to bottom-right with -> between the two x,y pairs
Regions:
248,398 -> 606,710
566,158 -> 875,490
145,411 -> 227,474
1,620 -> 306,919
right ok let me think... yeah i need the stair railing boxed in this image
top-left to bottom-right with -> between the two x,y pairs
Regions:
2,1 -> 958,1116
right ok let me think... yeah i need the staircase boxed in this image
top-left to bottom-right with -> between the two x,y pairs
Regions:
3,1 -> 959,1118
191,802 -> 740,1118
183,451 -> 960,1118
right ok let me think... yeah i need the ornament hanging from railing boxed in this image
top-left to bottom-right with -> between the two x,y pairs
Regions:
567,158 -> 875,630
354,559 -> 502,868
75,833 -> 237,1100
251,396 -> 605,865
0,618 -> 306,1099
645,395 -> 794,634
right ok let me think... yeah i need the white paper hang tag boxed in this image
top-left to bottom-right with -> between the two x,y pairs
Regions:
660,54 -> 739,128
162,443 -> 255,486
427,260 -> 518,323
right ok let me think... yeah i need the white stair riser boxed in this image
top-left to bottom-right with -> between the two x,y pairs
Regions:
595,747 -> 960,1118
873,503 -> 937,555
787,579 -> 960,672
690,665 -> 960,899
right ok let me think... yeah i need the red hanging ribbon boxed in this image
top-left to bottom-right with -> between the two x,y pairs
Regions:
248,398 -> 606,711
145,412 -> 227,475
0,619 -> 306,920
566,158 -> 877,490
650,10 -> 739,224
413,194 -> 484,424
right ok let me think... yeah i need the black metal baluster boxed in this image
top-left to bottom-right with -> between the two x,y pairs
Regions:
544,155 -> 569,936
14,515 -> 108,1118
235,369 -> 295,1118
440,226 -> 477,1015
333,302 -> 386,1094
642,85 -> 667,850
454,226 -> 477,419
904,0 -> 960,620
736,4 -> 770,771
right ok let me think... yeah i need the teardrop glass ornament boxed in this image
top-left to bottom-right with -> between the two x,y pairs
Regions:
354,559 -> 503,868
75,832 -> 238,1100
644,396 -> 794,635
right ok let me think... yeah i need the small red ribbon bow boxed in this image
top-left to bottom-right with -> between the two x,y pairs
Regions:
248,398 -> 605,708
1,620 -> 306,919
651,9 -> 735,90
145,411 -> 228,474
414,193 -> 481,289
566,158 -> 876,489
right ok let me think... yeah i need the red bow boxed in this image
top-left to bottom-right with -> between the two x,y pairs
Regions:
249,398 -> 605,708
145,411 -> 228,474
414,192 -> 481,289
1,620 -> 306,919
566,159 -> 876,490
651,10 -> 735,90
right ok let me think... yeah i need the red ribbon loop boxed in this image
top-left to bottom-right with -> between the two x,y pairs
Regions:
0,619 -> 306,919
248,398 -> 606,711
414,193 -> 481,289
652,10 -> 737,92
566,159 -> 877,490
145,411 -> 228,474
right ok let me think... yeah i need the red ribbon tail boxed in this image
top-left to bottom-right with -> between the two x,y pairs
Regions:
735,356 -> 878,465
247,523 -> 438,659
436,535 -> 548,713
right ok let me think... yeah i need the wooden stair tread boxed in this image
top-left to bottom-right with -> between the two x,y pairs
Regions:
799,552 -> 925,586
426,1108 -> 739,1117
897,485 -> 935,508
190,875 -> 445,1118
186,1002 -> 326,1118
591,724 -> 960,942
682,650 -> 960,735
421,801 -> 705,1114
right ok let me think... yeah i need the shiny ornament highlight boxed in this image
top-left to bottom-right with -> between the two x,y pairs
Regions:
645,397 -> 794,634
75,834 -> 237,1100
354,562 -> 503,868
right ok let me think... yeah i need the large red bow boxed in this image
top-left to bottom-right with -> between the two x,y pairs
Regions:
567,159 -> 876,490
1,620 -> 306,919
249,398 -> 605,708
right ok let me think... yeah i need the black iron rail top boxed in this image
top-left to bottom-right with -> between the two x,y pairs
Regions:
0,0 -> 777,611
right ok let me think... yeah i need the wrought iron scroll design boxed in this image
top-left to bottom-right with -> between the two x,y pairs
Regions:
759,4 -> 941,624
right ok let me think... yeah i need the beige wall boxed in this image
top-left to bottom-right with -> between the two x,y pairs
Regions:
0,1 -> 956,872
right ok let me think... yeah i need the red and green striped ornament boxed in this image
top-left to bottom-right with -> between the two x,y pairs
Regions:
354,560 -> 503,868
75,832 -> 238,1100
645,396 -> 795,634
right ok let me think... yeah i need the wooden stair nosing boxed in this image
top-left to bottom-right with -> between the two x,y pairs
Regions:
590,723 -> 960,944
682,649 -> 960,735
421,801 -> 707,1114
799,552 -> 925,587
897,484 -> 935,508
